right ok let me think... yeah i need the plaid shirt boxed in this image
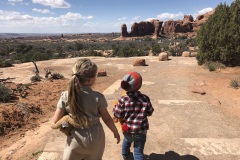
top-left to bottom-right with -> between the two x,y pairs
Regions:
113,91 -> 154,134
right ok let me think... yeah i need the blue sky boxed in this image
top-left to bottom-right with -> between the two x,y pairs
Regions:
0,0 -> 233,33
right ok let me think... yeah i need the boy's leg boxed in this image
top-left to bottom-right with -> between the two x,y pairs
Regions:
122,133 -> 133,159
133,134 -> 146,160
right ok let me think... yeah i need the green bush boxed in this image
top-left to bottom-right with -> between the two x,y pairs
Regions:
208,64 -> 216,71
112,43 -> 147,57
204,61 -> 226,71
185,38 -> 196,47
74,42 -> 84,51
51,73 -> 64,79
152,44 -> 161,55
230,76 -> 240,89
30,75 -> 42,82
0,83 -> 12,102
177,35 -> 188,39
196,0 -> 240,66
230,79 -> 239,89
144,36 -> 153,41
16,44 -> 33,54
30,52 -> 50,61
0,59 -> 13,68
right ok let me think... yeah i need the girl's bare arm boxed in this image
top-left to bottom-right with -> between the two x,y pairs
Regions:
51,108 -> 66,124
100,108 -> 120,144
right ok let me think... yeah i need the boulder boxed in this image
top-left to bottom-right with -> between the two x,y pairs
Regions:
191,86 -> 206,95
97,70 -> 107,77
182,51 -> 191,57
133,59 -> 148,66
159,52 -> 168,61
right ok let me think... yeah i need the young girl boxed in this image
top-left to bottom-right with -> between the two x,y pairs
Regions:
51,58 -> 120,160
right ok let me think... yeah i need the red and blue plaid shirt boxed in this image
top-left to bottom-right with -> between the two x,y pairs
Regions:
113,91 -> 154,134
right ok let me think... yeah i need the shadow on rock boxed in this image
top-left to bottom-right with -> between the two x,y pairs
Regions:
144,150 -> 199,160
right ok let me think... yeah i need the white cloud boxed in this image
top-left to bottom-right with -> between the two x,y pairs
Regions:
84,21 -> 122,33
0,10 -> 93,28
192,7 -> 214,20
7,0 -> 29,5
59,12 -> 93,20
32,8 -> 52,14
32,0 -> 71,8
118,17 -> 127,21
8,0 -> 23,2
132,16 -> 140,20
145,17 -> 156,21
83,22 -> 95,27
0,10 -> 32,21
7,0 -> 23,5
197,7 -> 213,15
156,12 -> 184,21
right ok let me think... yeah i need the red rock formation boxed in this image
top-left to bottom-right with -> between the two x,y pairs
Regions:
163,15 -> 194,34
151,19 -> 162,38
121,10 -> 215,37
121,24 -> 128,37
122,19 -> 163,37
192,10 -> 215,31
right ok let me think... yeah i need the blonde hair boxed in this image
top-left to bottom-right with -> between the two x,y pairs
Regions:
68,58 -> 97,128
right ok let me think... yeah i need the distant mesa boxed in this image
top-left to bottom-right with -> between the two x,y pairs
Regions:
121,10 -> 214,38
121,19 -> 163,39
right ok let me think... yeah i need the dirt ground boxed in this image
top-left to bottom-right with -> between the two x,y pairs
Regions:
0,58 -> 120,160
0,57 -> 240,160
0,78 -> 114,160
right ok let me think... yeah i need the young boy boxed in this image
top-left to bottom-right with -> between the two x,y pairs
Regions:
113,71 -> 154,160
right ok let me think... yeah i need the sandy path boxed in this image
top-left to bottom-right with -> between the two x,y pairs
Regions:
1,56 -> 240,160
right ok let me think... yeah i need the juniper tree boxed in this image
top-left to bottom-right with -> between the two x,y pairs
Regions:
196,0 -> 240,66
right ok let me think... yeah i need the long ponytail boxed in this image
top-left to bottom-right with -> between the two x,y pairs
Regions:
68,58 -> 97,128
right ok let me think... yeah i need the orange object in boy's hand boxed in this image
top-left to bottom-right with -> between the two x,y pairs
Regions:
121,124 -> 128,132
113,99 -> 118,106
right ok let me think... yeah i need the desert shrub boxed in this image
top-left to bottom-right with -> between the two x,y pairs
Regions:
0,83 -> 12,102
81,50 -> 102,57
30,75 -> 42,82
56,46 -> 64,54
230,79 -> 239,89
51,52 -> 66,59
16,44 -> 33,54
144,36 -> 153,41
23,83 -> 31,89
152,44 -> 161,55
169,48 -> 176,56
185,38 -> 196,47
65,44 -> 75,51
51,73 -> 64,79
112,45 -> 146,57
29,52 -> 50,62
208,63 -> 216,71
177,35 -> 188,39
204,61 -> 226,71
196,0 -> 240,66
74,42 -> 84,51
0,59 -> 13,68
0,46 -> 14,56
230,76 -> 240,89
